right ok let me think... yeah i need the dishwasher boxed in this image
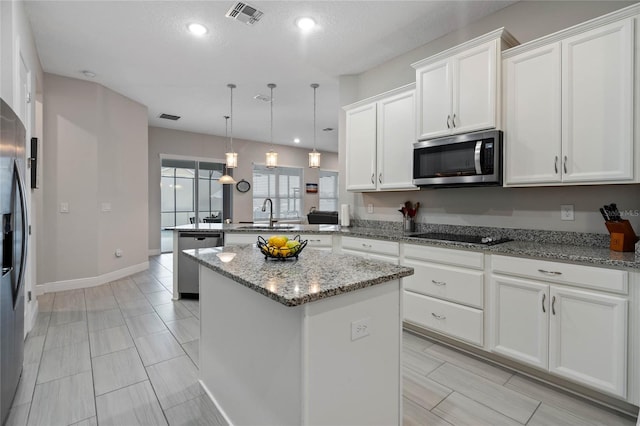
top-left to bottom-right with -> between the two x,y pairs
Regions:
178,232 -> 222,297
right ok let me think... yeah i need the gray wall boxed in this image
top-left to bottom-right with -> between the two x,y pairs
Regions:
39,74 -> 149,285
148,126 -> 339,252
339,1 -> 640,234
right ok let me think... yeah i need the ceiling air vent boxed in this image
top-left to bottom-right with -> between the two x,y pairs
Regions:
159,113 -> 180,121
226,2 -> 263,25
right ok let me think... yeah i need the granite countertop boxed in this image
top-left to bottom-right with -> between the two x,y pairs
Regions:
182,245 -> 414,307
171,223 -> 640,271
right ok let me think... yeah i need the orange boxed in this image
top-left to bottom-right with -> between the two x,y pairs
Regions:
268,235 -> 288,248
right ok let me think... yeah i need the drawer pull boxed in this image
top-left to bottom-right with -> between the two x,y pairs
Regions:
542,293 -> 546,313
552,295 -> 556,315
538,269 -> 562,276
309,239 -> 321,242
431,313 -> 446,320
431,280 -> 447,286
361,243 -> 372,248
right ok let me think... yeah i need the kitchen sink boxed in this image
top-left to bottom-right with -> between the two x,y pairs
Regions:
236,224 -> 297,230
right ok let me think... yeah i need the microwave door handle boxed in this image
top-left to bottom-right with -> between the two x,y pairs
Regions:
474,141 -> 482,175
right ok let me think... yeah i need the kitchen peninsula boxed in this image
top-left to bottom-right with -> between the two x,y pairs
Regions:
183,244 -> 414,426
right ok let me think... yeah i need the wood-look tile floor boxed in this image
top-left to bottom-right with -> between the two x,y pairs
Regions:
6,254 -> 638,425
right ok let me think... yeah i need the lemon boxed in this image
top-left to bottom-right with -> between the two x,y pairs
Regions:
268,235 -> 288,248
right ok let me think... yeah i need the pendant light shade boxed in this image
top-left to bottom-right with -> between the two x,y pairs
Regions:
219,115 -> 236,185
309,83 -> 321,168
266,83 -> 278,168
226,84 -> 238,169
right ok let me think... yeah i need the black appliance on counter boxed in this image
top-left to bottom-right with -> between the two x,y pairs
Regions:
413,130 -> 503,187
307,210 -> 338,225
1,99 -> 27,424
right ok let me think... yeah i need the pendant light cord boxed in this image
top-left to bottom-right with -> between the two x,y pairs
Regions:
312,83 -> 318,152
227,84 -> 236,153
268,83 -> 276,150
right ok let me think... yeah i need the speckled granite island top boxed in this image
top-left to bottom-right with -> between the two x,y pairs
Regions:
183,245 -> 414,307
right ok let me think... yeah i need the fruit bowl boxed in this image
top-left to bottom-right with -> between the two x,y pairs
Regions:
257,235 -> 308,260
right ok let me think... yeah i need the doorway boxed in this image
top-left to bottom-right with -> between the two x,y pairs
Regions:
160,158 -> 231,253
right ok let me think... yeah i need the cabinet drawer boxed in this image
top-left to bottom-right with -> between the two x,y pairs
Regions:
404,291 -> 483,346
491,255 -> 628,294
224,233 -> 258,246
342,236 -> 399,256
342,249 -> 398,265
404,243 -> 484,269
403,259 -> 483,308
299,234 -> 332,248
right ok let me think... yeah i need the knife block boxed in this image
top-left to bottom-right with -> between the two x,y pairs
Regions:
605,220 -> 639,252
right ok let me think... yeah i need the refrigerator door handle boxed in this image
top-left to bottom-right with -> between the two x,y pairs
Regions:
12,161 -> 28,307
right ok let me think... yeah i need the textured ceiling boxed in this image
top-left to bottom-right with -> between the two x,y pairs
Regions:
24,1 -> 516,153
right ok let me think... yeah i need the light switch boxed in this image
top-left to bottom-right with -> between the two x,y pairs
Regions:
60,202 -> 69,213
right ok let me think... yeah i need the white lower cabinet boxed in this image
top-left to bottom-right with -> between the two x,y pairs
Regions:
340,236 -> 399,264
402,244 -> 484,346
490,256 -> 628,398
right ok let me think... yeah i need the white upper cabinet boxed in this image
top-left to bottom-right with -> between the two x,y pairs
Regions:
345,103 -> 377,191
504,43 -> 562,184
413,29 -> 517,141
561,19 -> 634,183
344,84 -> 417,192
504,9 -> 637,186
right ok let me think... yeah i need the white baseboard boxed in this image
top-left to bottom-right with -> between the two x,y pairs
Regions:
148,249 -> 161,256
35,261 -> 149,295
26,299 -> 39,337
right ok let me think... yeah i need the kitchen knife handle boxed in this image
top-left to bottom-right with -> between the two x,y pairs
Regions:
554,156 -> 558,174
600,208 -> 610,221
542,293 -> 546,313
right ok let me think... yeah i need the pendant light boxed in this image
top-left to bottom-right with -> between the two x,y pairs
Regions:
219,115 -> 236,185
225,83 -> 238,169
265,83 -> 278,168
308,83 -> 321,168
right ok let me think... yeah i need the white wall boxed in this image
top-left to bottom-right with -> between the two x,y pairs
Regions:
340,1 -> 640,234
39,73 -> 148,287
148,126 -> 339,252
1,0 -> 45,333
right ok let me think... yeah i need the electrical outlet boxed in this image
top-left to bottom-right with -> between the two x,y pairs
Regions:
367,203 -> 374,214
115,248 -> 123,257
351,317 -> 370,341
60,202 -> 69,213
561,204 -> 575,221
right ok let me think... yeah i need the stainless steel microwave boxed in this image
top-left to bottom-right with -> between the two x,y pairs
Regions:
412,130 -> 503,187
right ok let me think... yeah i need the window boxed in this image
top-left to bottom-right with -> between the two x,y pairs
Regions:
253,165 -> 302,220
319,170 -> 339,211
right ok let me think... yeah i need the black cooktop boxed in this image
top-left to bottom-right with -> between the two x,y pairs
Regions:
409,232 -> 512,246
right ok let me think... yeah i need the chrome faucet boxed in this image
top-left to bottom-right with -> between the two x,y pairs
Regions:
261,198 -> 275,227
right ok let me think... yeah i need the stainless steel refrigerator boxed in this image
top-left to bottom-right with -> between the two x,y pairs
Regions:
1,98 -> 27,424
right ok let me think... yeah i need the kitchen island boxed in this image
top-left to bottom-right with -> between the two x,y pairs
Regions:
183,244 -> 413,426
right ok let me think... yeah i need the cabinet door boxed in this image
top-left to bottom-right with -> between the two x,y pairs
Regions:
549,286 -> 627,397
345,103 -> 377,190
415,59 -> 451,140
561,19 -> 634,183
490,275 -> 549,370
377,89 -> 417,190
452,40 -> 497,135
504,43 -> 562,185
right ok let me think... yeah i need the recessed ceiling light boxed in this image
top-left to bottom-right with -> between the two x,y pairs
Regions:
188,23 -> 208,36
81,70 -> 96,78
296,17 -> 316,31
293,138 -> 301,144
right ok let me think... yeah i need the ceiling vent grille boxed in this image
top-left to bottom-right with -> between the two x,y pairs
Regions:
159,113 -> 181,121
226,2 -> 263,25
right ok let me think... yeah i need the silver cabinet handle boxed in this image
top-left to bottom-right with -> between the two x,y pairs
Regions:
563,156 -> 568,174
431,280 -> 447,286
361,243 -> 372,248
431,313 -> 446,320
538,269 -> 562,276
379,173 -> 382,184
309,239 -> 321,242
552,295 -> 556,315
371,173 -> 375,184
542,293 -> 546,313
554,156 -> 558,174
452,113 -> 457,127
446,115 -> 451,129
